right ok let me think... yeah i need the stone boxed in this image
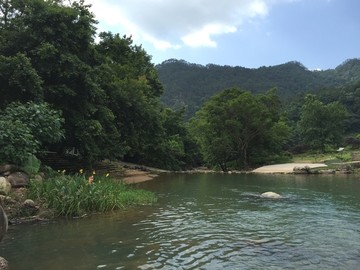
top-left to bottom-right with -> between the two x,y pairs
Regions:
0,164 -> 18,174
0,206 -> 8,242
23,199 -> 36,208
261,191 -> 282,199
0,257 -> 8,270
293,166 -> 311,174
7,171 -> 29,188
0,178 -> 11,196
22,199 -> 38,216
0,195 -> 15,205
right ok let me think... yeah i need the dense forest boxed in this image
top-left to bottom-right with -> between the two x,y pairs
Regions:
157,58 -> 360,118
0,0 -> 359,172
0,0 -> 198,170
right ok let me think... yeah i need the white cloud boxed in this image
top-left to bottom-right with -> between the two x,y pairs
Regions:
182,24 -> 237,48
85,0 -> 290,50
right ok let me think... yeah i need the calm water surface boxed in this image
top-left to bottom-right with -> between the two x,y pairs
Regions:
1,173 -> 360,269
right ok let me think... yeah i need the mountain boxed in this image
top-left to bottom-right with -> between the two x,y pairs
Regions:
156,58 -> 360,117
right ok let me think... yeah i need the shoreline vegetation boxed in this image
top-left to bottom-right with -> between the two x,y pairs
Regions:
3,152 -> 359,226
1,163 -> 162,226
0,0 -> 359,230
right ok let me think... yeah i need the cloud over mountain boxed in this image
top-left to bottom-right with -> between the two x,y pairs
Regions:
87,0 -> 279,49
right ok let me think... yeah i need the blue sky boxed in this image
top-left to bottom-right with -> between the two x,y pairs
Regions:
87,0 -> 360,70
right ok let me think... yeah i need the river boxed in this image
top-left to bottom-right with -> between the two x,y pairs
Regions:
1,173 -> 360,269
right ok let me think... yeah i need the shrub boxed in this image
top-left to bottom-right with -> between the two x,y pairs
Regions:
28,173 -> 157,217
0,119 -> 39,165
0,102 -> 64,165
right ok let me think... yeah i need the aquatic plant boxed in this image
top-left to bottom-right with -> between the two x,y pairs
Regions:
28,173 -> 157,217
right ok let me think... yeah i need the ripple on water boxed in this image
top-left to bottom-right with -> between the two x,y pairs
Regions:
129,189 -> 360,269
3,174 -> 360,269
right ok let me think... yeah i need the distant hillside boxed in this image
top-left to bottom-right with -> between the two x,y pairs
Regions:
157,58 -> 360,117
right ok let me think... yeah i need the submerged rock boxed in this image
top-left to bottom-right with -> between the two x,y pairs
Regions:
261,191 -> 282,199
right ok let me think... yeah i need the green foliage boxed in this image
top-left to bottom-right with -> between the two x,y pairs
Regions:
0,53 -> 43,108
335,152 -> 352,162
3,101 -> 64,144
0,0 -> 196,169
22,154 -> 42,175
0,101 -> 64,165
28,173 -> 157,217
299,94 -> 347,151
0,118 -> 39,165
191,88 -> 290,170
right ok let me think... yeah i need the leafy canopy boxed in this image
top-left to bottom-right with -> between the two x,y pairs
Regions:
191,88 -> 290,170
299,94 -> 347,151
0,0 -> 199,169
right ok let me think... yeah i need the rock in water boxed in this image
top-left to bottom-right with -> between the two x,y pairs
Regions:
0,205 -> 8,242
261,191 -> 282,199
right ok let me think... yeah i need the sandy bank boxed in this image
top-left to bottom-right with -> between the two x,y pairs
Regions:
252,163 -> 327,174
122,169 -> 159,184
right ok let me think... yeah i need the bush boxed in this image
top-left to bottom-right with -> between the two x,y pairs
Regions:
22,154 -> 42,175
28,173 -> 157,217
0,102 -> 64,165
0,119 -> 39,165
2,101 -> 64,144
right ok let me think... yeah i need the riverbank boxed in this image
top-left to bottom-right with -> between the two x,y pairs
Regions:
252,163 -> 328,174
1,163 -> 162,225
2,158 -> 359,225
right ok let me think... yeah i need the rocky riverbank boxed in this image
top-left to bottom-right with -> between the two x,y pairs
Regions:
0,161 -> 163,226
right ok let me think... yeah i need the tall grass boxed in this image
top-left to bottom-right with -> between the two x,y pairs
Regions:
28,173 -> 157,217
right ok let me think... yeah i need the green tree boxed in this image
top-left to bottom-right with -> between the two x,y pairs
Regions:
0,53 -> 43,108
0,101 -> 64,165
0,0 -> 198,169
299,94 -> 347,151
191,88 -> 289,170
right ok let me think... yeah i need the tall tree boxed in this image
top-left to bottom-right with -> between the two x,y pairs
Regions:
0,0 -> 197,169
299,94 -> 347,151
191,88 -> 289,170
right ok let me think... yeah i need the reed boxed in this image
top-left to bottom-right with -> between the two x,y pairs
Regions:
28,173 -> 157,217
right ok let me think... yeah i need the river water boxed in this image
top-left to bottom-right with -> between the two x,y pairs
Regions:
1,173 -> 360,269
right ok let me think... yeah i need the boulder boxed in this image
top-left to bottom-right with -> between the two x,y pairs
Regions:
0,164 -> 18,175
0,257 -> 8,270
23,199 -> 36,208
261,191 -> 282,199
293,166 -> 311,174
7,171 -> 29,188
0,178 -> 11,196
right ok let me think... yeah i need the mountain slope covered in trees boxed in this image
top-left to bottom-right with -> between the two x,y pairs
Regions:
157,58 -> 360,117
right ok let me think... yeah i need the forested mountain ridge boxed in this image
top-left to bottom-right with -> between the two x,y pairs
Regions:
157,58 -> 360,117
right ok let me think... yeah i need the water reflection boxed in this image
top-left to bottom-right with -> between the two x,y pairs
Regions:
1,173 -> 360,269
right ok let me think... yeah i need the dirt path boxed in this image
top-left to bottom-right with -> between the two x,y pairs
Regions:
252,163 -> 327,174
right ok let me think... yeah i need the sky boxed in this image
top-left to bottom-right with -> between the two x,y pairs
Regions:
85,0 -> 360,70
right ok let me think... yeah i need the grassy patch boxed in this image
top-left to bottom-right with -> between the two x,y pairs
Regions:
292,152 -> 337,163
28,173 -> 157,217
